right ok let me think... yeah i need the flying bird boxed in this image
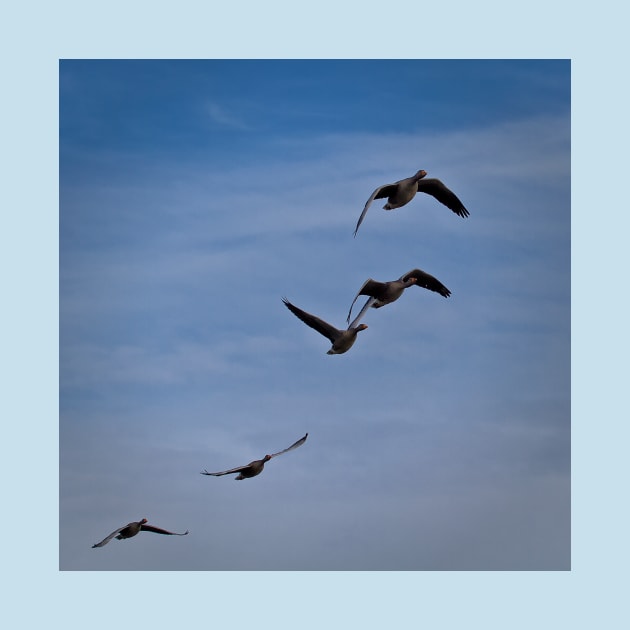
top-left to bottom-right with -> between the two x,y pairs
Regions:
92,518 -> 189,548
201,433 -> 308,480
283,297 -> 368,355
347,268 -> 451,323
354,169 -> 469,236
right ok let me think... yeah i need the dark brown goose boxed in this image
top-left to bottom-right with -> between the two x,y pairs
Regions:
201,433 -> 308,480
354,169 -> 469,236
283,297 -> 368,355
347,268 -> 451,323
92,518 -> 189,548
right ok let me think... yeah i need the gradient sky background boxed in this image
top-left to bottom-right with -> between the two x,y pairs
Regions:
59,59 -> 570,571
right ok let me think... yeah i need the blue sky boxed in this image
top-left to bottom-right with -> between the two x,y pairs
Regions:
59,59 -> 570,570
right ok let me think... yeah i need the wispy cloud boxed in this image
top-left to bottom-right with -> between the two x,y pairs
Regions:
206,101 -> 250,130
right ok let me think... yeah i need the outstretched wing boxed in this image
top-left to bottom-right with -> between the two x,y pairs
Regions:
269,433 -> 308,459
201,464 -> 249,476
416,178 -> 469,218
282,298 -> 341,343
348,296 -> 376,329
401,269 -> 451,298
92,525 -> 128,548
347,279 -> 389,322
354,184 -> 397,237
141,524 -> 189,536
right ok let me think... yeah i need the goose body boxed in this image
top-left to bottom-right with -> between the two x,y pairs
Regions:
354,169 -> 469,236
283,298 -> 368,354
201,433 -> 308,480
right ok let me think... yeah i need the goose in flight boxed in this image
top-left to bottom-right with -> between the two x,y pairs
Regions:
201,433 -> 308,480
347,268 -> 451,323
354,169 -> 469,236
283,297 -> 368,355
92,518 -> 189,548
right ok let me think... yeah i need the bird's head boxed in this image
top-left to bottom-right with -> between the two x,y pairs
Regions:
356,324 -> 368,332
140,518 -> 148,524
415,169 -> 427,179
263,455 -> 272,462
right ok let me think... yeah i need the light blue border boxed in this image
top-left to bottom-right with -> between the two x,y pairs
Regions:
3,0 -> 619,626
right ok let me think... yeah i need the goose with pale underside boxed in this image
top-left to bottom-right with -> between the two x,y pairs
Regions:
92,519 -> 189,548
283,298 -> 368,355
354,169 -> 469,236
347,268 -> 451,323
201,433 -> 308,480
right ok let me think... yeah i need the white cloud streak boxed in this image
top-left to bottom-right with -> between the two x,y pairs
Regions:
206,102 -> 250,130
